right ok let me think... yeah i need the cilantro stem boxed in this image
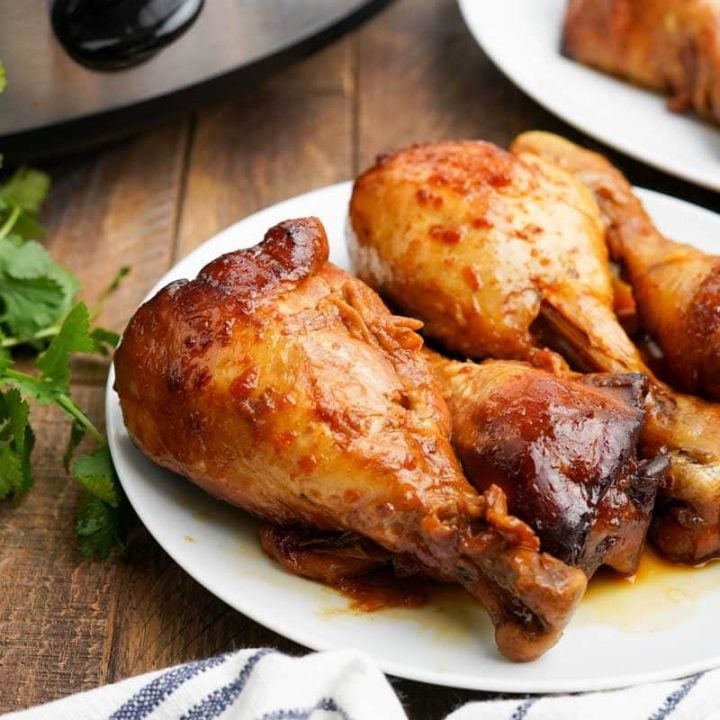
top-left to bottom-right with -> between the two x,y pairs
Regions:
1,324 -> 60,348
56,394 -> 104,443
0,203 -> 21,240
90,267 -> 130,323
3,368 -> 104,443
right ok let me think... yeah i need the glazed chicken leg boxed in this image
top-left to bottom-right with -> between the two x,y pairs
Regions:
512,131 -> 720,562
427,352 -> 667,577
349,141 -> 633,372
349,141 -> 720,563
349,141 -> 642,373
114,217 -> 586,661
562,0 -> 720,124
260,353 -> 667,584
512,130 -> 720,401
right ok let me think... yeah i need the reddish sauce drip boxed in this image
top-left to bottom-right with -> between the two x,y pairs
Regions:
335,569 -> 433,612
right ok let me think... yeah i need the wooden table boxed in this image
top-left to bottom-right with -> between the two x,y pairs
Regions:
0,1 -> 716,716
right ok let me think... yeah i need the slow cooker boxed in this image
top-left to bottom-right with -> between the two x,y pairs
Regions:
0,0 -> 387,160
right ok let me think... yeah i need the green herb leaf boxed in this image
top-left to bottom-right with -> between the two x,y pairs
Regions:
63,420 -> 86,473
91,266 -> 131,323
0,168 -> 51,215
73,444 -> 123,558
0,444 -> 23,498
72,444 -> 119,507
75,495 -> 121,560
34,302 -> 94,400
8,210 -> 46,242
0,388 -> 35,498
90,327 -> 121,355
3,302 -> 94,408
0,346 -> 11,376
46,264 -> 80,321
0,236 -> 77,341
1,275 -> 65,339
0,63 -> 124,559
101,266 -> 130,299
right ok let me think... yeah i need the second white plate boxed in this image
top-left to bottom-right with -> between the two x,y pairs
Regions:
107,181 -> 720,693
458,0 -> 720,191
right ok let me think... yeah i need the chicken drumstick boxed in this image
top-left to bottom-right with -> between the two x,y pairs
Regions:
114,217 -> 586,661
349,141 -> 720,563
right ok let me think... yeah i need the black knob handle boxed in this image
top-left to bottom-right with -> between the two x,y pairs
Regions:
52,0 -> 204,71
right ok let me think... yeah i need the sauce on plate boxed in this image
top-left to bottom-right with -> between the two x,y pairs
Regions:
578,547 -> 719,632
328,548 -> 720,636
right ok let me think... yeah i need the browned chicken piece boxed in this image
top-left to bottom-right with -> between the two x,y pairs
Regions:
562,0 -> 720,123
259,524 -> 396,585
349,141 -> 644,373
114,216 -> 586,662
349,141 -> 632,373
426,352 -> 667,576
261,355 -> 668,582
513,130 -> 720,563
349,140 -> 720,563
512,130 -> 720,401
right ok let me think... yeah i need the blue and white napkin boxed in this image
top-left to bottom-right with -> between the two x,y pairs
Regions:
3,648 -> 717,720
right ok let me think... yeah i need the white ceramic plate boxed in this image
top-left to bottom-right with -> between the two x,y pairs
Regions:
457,0 -> 720,191
107,181 -> 720,693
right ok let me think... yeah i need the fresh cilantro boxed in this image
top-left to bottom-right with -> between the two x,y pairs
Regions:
0,388 -> 34,498
73,444 -> 123,560
6,303 -> 93,403
0,238 -> 67,339
0,168 -> 51,243
0,236 -> 79,346
0,62 -> 128,557
0,167 -> 51,214
35,303 -> 95,398
90,327 -> 121,356
63,420 -> 85,473
73,444 -> 119,507
76,494 -> 122,560
90,266 -> 131,327
5,304 -> 105,447
1,304 -> 123,555
99,266 -> 130,301
0,347 -> 10,376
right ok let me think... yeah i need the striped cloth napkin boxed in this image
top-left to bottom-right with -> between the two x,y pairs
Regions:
3,648 -> 717,720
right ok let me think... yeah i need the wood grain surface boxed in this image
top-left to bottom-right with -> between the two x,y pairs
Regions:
0,1 -> 717,717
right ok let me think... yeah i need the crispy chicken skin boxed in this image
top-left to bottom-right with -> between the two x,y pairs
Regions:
349,140 -> 720,563
114,217 -> 586,662
562,0 -> 720,123
427,352 -> 666,576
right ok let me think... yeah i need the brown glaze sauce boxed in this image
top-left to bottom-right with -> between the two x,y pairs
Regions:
334,569 -> 436,612
330,548 -> 720,633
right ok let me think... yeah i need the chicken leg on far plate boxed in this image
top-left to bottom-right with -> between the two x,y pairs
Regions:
562,0 -> 720,124
114,216 -> 586,662
349,140 -> 720,563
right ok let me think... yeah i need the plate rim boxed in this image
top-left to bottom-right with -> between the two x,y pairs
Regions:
456,0 -> 720,192
107,180 -> 720,693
